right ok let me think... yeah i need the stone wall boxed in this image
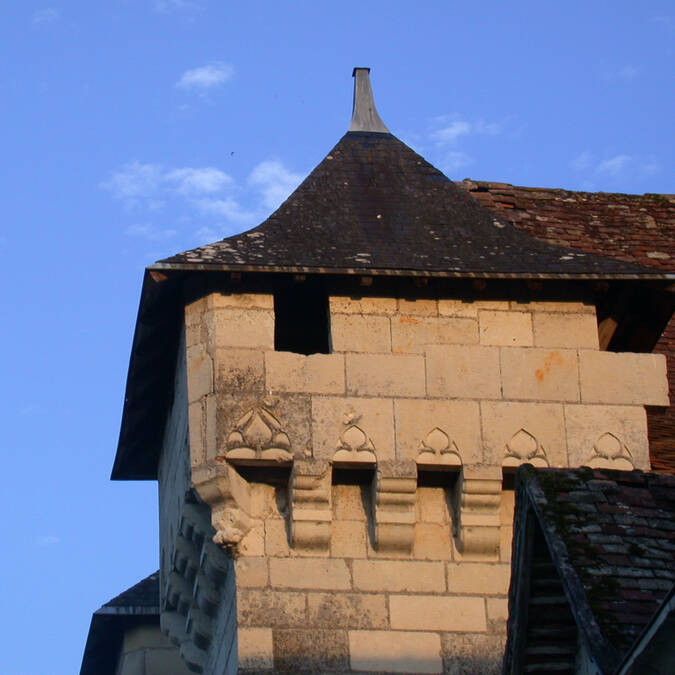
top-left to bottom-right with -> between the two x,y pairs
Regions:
179,290 -> 668,673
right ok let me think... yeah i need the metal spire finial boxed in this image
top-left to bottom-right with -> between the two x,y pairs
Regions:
348,67 -> 389,133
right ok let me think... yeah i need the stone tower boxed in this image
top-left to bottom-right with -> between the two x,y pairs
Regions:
111,69 -> 670,673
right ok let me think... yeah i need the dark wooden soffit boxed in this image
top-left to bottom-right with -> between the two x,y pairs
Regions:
155,133 -> 671,280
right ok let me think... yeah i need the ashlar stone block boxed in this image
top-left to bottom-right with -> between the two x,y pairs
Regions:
564,404 -> 650,470
501,347 -> 580,402
353,560 -> 446,593
269,558 -> 351,590
307,593 -> 388,629
398,298 -> 438,316
579,351 -> 669,406
331,314 -> 392,352
391,315 -> 478,353
426,344 -> 501,399
211,307 -> 274,349
481,401 -> 568,467
265,351 -> 345,394
329,295 -> 398,315
346,353 -> 426,397
395,398 -> 482,465
238,628 -> 274,670
390,595 -> 486,632
447,563 -> 510,595
479,310 -> 533,346
533,312 -> 599,349
312,396 -> 394,463
237,589 -> 306,627
186,344 -> 213,403
349,630 -> 442,673
209,292 -> 273,310
214,348 -> 264,394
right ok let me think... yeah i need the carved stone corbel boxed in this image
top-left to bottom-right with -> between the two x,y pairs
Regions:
191,463 -> 252,552
289,460 -> 332,553
455,466 -> 501,560
373,460 -> 416,555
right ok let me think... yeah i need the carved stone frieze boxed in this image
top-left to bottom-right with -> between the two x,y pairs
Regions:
223,403 -> 293,464
333,410 -> 377,465
586,432 -> 634,470
455,467 -> 501,561
503,428 -> 549,468
416,427 -> 462,468
289,460 -> 332,553
372,461 -> 416,555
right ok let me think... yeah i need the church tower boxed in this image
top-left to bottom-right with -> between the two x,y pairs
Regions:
110,69 -> 669,673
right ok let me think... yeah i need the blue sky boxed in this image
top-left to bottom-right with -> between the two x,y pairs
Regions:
1,1 -> 673,672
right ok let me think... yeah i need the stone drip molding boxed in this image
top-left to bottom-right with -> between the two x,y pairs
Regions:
289,460 -> 332,553
503,428 -> 549,468
586,432 -> 634,470
455,466 -> 502,561
161,501 -> 233,673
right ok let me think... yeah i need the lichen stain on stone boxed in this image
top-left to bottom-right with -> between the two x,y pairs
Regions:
399,316 -> 419,325
535,351 -> 564,381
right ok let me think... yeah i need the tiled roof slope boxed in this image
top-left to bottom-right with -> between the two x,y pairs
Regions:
521,466 -> 675,669
460,180 -> 675,474
100,571 -> 159,611
155,133 -> 667,279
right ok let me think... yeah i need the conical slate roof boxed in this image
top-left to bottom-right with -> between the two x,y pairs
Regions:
153,69 -> 666,280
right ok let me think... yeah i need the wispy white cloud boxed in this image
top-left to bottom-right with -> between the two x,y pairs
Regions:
155,0 -> 200,11
102,161 -> 164,205
125,224 -> 177,241
570,152 -> 633,177
599,64 -> 640,82
596,154 -> 631,175
430,115 -> 502,145
165,167 -> 232,195
570,151 -> 594,171
35,535 -> 60,547
248,160 -> 304,210
177,62 -> 234,92
32,8 -> 59,24
439,151 -> 473,173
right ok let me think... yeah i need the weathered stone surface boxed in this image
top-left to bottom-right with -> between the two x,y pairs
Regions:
395,398 -> 481,465
237,589 -> 306,627
273,629 -> 350,672
265,351 -> 345,394
390,595 -> 486,631
439,299 -> 509,317
479,310 -> 533,346
347,353 -> 426,397
481,401 -> 568,467
398,298 -> 438,316
264,518 -> 291,557
510,299 -> 595,314
331,520 -> 368,558
414,522 -> 453,560
416,486 -> 452,524
238,628 -> 274,670
500,525 -> 514,563
349,630 -> 442,673
212,307 -> 274,349
501,348 -> 580,402
391,315 -> 478,353
235,557 -> 268,588
216,392 -> 312,460
447,563 -> 510,595
186,344 -> 213,403
238,519 -> 265,556
353,560 -> 445,592
579,351 -> 669,406
213,348 -> 264,394
532,312 -> 599,349
329,295 -> 398,315
307,592 -> 388,629
332,483 -> 369,520
564,404 -> 650,470
312,396 -> 395,463
331,314 -> 392,352
210,292 -> 273,310
487,597 -> 509,623
441,633 -> 506,674
270,558 -> 351,590
426,345 -> 501,399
